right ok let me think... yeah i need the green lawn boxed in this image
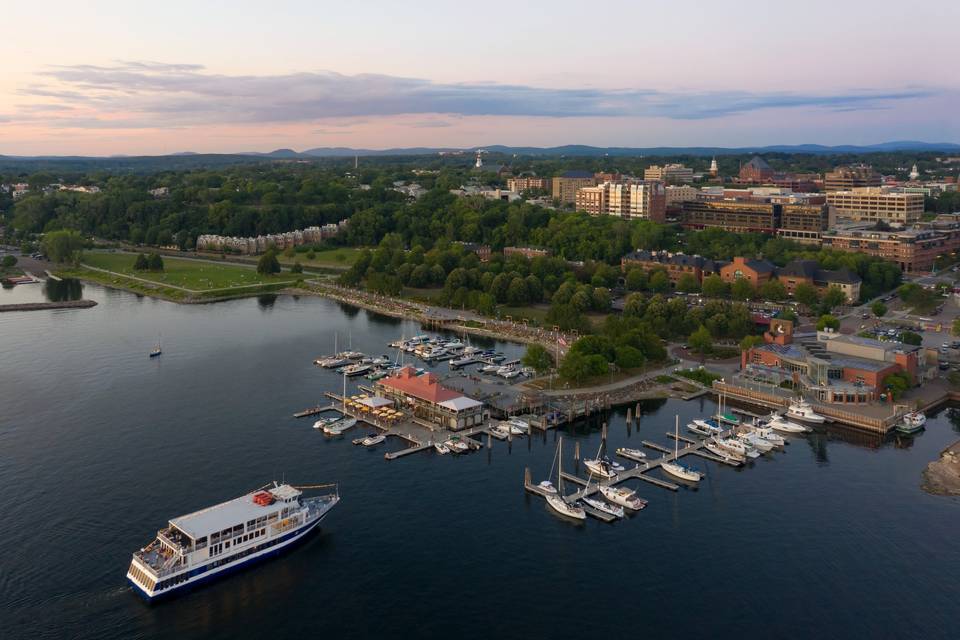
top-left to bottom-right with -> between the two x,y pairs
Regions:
81,252 -> 300,291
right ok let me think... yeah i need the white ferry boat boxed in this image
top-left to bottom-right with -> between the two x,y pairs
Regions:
127,482 -> 339,600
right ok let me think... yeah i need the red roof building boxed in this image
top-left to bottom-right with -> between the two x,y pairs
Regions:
374,367 -> 484,430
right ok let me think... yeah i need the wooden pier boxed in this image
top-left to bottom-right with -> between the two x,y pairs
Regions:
527,425 -> 746,512
293,404 -> 336,418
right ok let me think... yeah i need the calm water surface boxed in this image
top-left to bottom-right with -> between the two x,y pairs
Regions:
2,281 -> 959,639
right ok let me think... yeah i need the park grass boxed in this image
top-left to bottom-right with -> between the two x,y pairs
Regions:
499,305 -> 550,324
82,251 -> 300,290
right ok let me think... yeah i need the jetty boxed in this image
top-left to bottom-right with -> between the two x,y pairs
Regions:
0,300 -> 97,313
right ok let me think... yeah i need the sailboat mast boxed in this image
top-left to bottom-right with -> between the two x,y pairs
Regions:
675,414 -> 679,458
557,437 -> 563,494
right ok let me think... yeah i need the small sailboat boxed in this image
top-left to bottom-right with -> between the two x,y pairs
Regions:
324,372 -> 356,435
584,437 -> 624,479
149,335 -> 162,358
662,415 -> 702,483
545,437 -> 586,521
599,485 -> 647,511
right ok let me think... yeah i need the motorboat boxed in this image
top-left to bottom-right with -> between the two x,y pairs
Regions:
598,485 -> 647,511
479,364 -> 501,373
688,418 -> 723,437
537,480 -> 557,494
703,440 -> 744,465
434,442 -> 450,455
341,363 -> 371,377
749,425 -> 786,448
323,416 -> 357,435
508,418 -> 530,433
897,411 -> 926,434
737,431 -> 774,453
312,416 -> 339,430
499,368 -> 520,379
500,421 -> 525,436
714,436 -> 760,459
360,434 -> 386,447
445,438 -> 469,453
365,369 -> 388,381
318,356 -> 351,368
340,350 -> 365,360
662,415 -> 702,482
767,413 -> 810,434
583,496 -> 625,519
370,355 -> 391,366
786,398 -> 826,424
615,447 -> 646,461
583,457 -> 624,479
149,335 -> 162,358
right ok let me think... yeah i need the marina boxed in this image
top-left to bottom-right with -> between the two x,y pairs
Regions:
5,282 -> 960,640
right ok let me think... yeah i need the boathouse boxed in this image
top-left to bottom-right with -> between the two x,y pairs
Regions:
375,366 -> 484,430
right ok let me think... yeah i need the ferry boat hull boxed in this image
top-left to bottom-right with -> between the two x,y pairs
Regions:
127,506 -> 332,601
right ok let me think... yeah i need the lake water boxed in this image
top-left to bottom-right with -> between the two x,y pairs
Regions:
3,280 -> 959,640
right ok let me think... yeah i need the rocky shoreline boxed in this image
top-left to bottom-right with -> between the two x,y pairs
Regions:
921,439 -> 960,496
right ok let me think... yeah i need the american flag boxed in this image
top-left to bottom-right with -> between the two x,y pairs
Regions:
558,336 -> 568,347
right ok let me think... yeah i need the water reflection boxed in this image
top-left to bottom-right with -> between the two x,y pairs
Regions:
43,278 -> 83,302
256,294 -> 278,310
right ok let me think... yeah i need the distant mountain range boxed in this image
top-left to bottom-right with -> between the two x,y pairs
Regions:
280,141 -> 960,157
3,141 -> 959,166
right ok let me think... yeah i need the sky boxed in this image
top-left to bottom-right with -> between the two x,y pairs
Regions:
1,0 -> 958,156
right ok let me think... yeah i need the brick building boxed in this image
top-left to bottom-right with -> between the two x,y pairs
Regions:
552,170 -> 596,205
775,260 -> 862,302
720,256 -> 776,287
507,176 -> 551,193
620,250 -> 723,285
827,187 -> 924,225
824,164 -> 882,191
739,156 -> 775,183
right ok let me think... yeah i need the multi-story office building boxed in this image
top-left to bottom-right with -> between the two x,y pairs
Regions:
507,176 -> 551,193
824,164 -> 882,191
575,181 -> 666,222
826,187 -> 924,225
664,185 -> 699,206
820,225 -> 958,272
681,199 -> 782,233
643,163 -> 694,184
552,170 -> 596,205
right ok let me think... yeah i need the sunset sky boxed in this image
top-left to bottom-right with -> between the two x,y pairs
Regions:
2,0 -> 958,155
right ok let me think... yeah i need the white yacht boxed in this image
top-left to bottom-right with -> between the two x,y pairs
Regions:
499,421 -> 525,436
358,434 -> 386,446
583,496 -> 625,519
598,485 -> 647,511
537,480 -> 557,494
703,441 -> 744,465
615,447 -> 647,462
767,413 -> 811,434
786,398 -> 826,424
127,483 -> 338,600
508,418 -> 530,433
898,412 -> 926,434
434,442 -> 450,455
714,437 -> 760,459
323,416 -> 357,435
340,363 -> 371,377
737,431 -> 774,453
688,419 -> 723,437
583,458 -> 620,479
749,424 -> 786,448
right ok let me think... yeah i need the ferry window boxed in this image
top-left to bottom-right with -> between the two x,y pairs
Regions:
233,524 -> 244,536
225,541 -> 230,549
211,532 -> 220,544
220,528 -> 232,539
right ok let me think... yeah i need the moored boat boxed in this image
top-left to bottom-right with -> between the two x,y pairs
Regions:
434,442 -> 450,455
786,397 -> 826,424
662,416 -> 702,482
767,413 -> 811,434
598,485 -> 647,511
583,495 -> 625,519
897,411 -> 926,434
544,437 -> 586,521
615,447 -> 647,462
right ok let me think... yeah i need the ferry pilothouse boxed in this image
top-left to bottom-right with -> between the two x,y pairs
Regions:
127,482 -> 339,600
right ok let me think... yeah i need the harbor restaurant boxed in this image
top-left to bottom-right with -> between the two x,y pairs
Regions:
375,367 -> 485,431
